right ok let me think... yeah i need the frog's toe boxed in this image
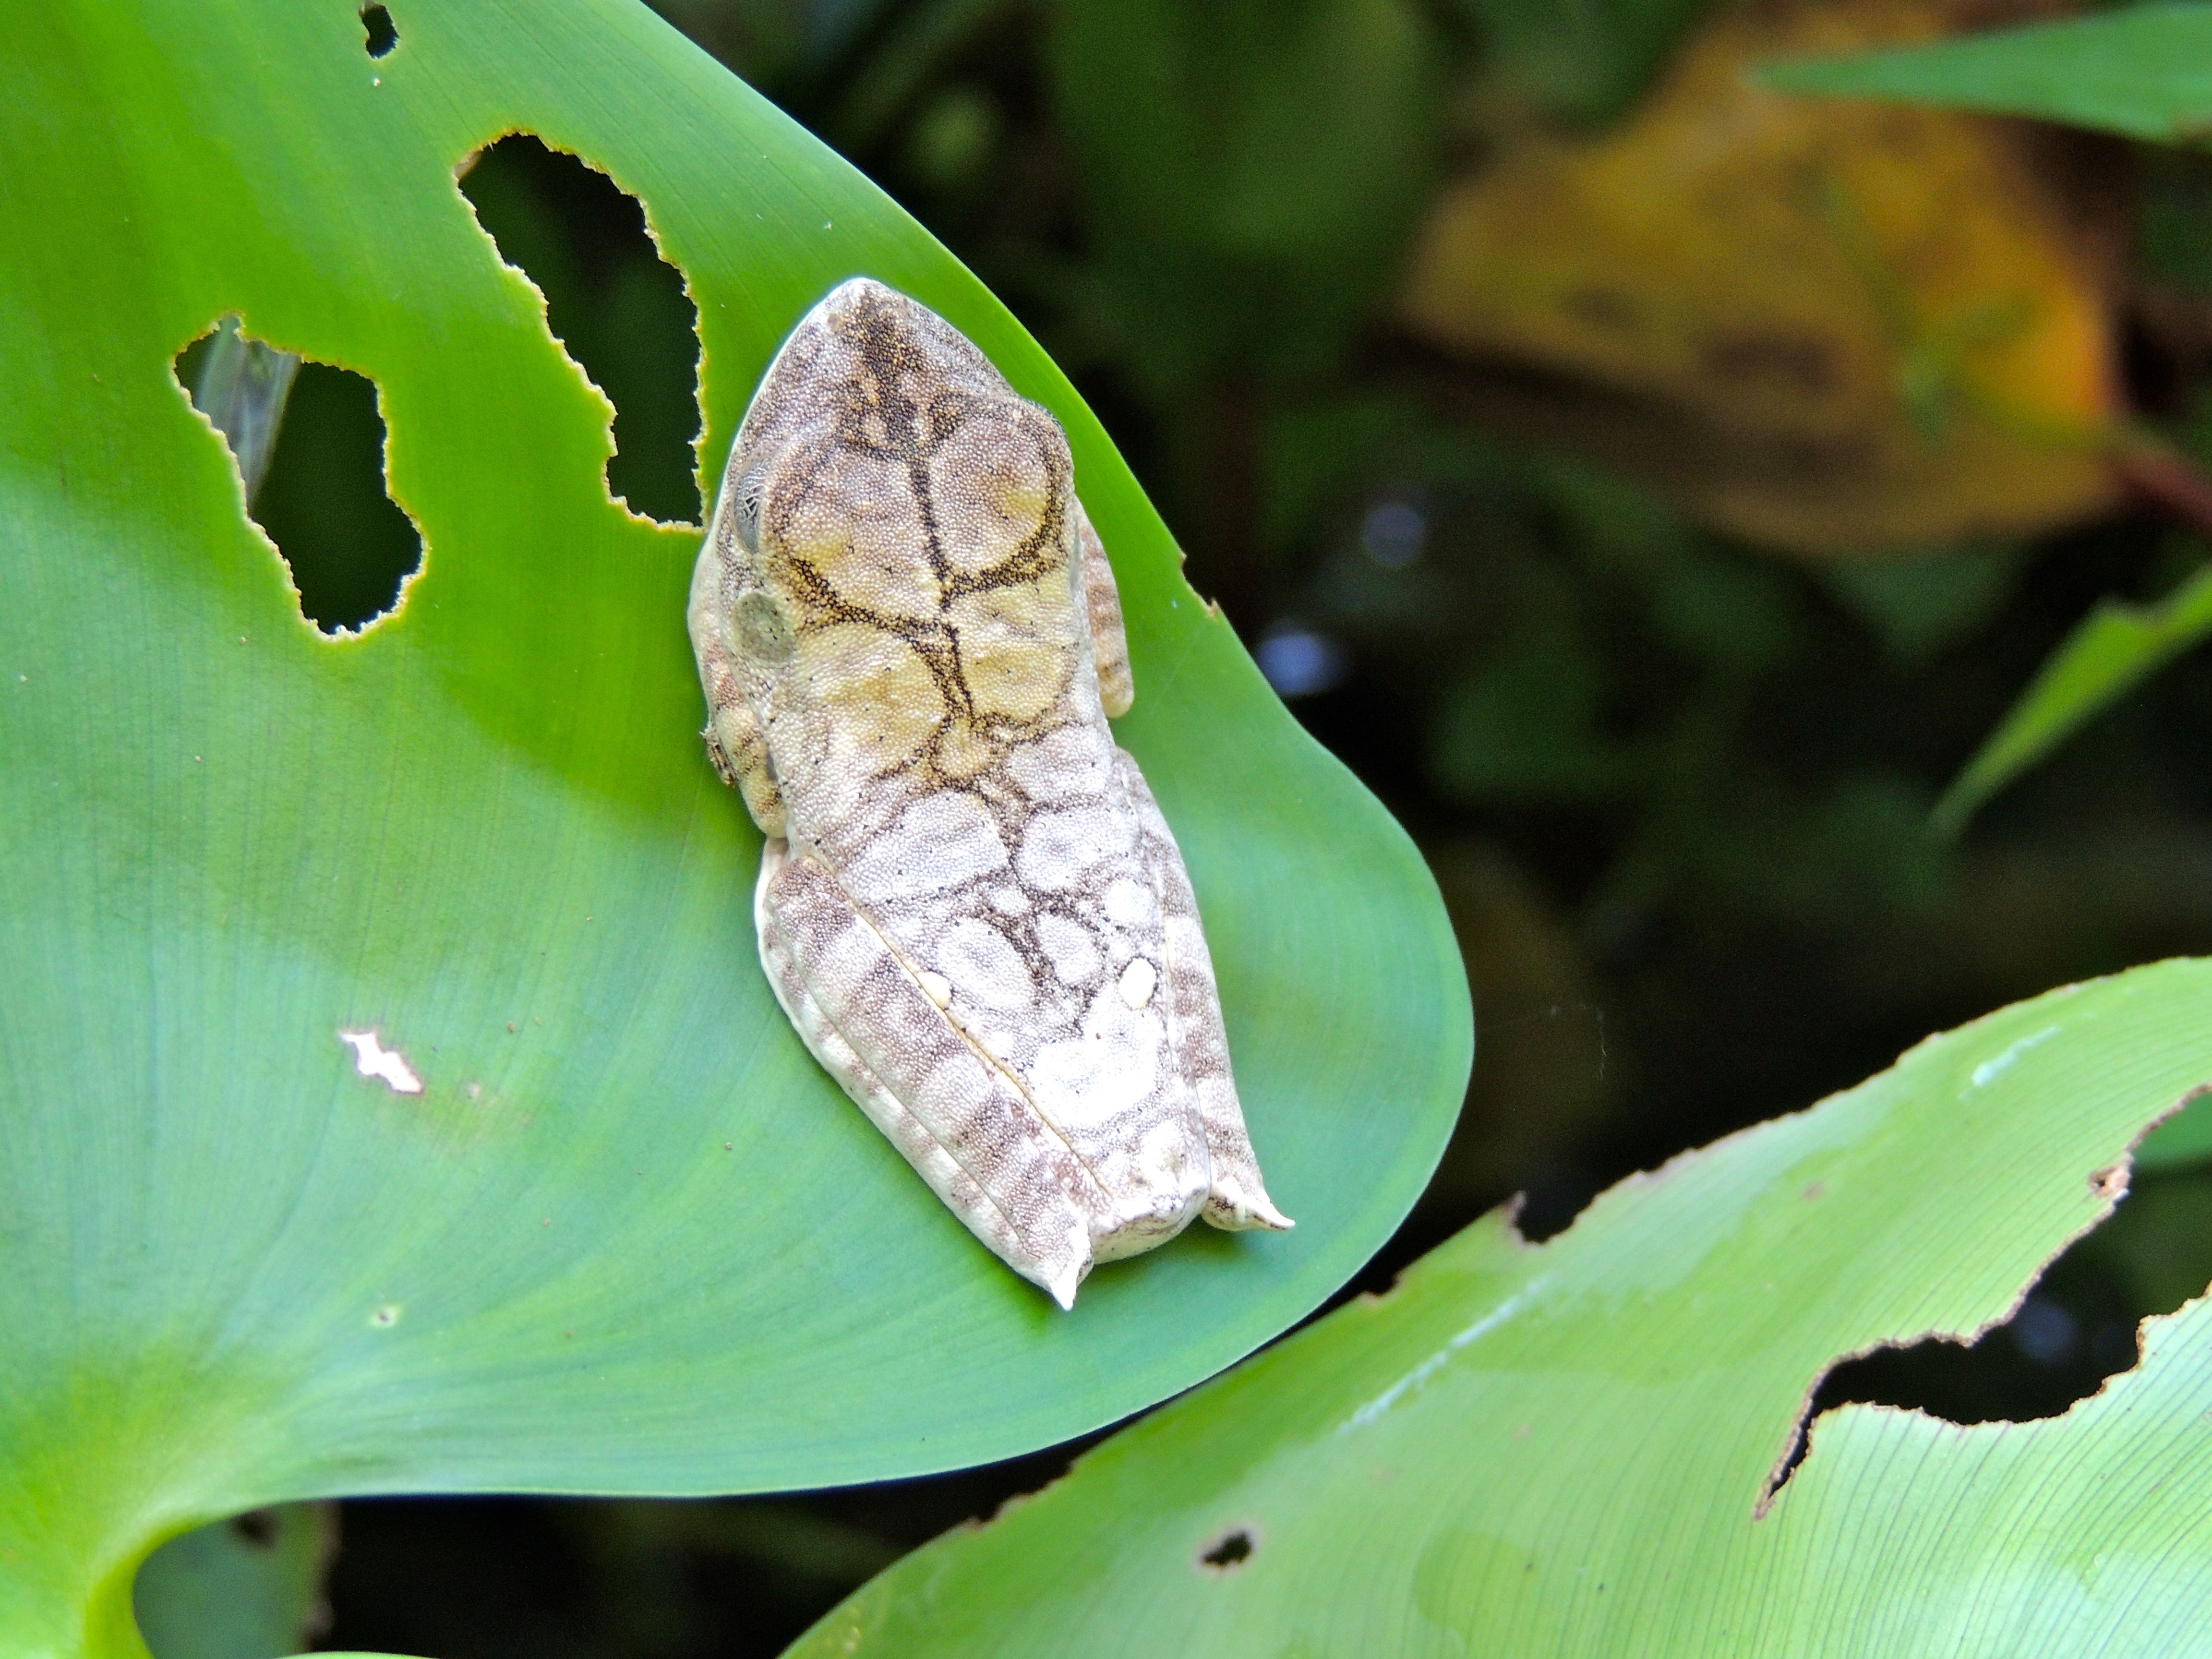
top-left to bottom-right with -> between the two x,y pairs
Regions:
1203,1176 -> 1294,1233
1001,1193 -> 1095,1309
1044,1257 -> 1086,1311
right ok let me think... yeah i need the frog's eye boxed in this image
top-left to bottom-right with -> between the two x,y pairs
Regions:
730,463 -> 769,553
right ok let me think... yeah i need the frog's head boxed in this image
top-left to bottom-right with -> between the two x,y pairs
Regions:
724,278 -> 1077,624
707,279 -> 1096,787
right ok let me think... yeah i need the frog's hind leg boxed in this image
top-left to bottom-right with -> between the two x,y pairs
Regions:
756,839 -> 1097,1307
1111,752 -> 1293,1234
760,939 -> 1051,1296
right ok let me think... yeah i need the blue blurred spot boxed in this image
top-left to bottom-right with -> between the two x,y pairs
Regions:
1361,499 -> 1426,569
2010,1295 -> 2080,1367
1256,622 -> 1347,698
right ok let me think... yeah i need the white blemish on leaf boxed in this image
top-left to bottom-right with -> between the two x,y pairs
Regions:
340,1029 -> 424,1094
1971,1025 -> 2061,1089
1339,1277 -> 1551,1433
370,1304 -> 403,1328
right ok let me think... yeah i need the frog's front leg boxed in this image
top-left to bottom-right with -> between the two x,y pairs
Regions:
1073,499 -> 1134,718
755,838 -> 1099,1307
687,542 -> 786,835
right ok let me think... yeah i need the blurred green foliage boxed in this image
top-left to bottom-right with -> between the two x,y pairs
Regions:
1766,3 -> 2212,830
1463,0 -> 1716,121
1935,540 -> 2212,835
133,1506 -> 333,1659
126,0 -> 2212,1649
1048,0 -> 1441,386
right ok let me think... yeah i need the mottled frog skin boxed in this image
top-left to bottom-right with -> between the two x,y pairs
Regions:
688,278 -> 1289,1307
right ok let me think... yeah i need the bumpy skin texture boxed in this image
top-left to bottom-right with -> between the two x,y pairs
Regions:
688,278 -> 1290,1307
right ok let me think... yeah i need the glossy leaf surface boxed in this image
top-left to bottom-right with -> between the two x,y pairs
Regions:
0,4 -> 1469,1653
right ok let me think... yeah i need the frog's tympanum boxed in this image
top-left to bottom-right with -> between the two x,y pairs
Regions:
688,279 -> 1290,1307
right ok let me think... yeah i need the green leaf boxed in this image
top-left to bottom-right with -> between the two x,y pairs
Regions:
791,960 -> 2212,1657
1933,556 -> 2212,835
2080,1162 -> 2212,1309
2137,1088 -> 2212,1171
0,4 -> 1469,1654
1759,2 -> 2212,143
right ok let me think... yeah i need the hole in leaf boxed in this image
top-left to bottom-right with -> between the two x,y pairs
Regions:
1763,1142 -> 2212,1507
1196,1525 -> 1257,1573
176,319 -> 425,633
360,3 -> 397,58
457,133 -> 702,524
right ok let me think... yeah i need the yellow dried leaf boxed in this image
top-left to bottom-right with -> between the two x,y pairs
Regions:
1402,0 -> 2124,555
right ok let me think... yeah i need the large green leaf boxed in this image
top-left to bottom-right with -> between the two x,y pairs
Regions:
1757,1 -> 2212,142
793,960 -> 2212,1656
0,4 -> 1469,1655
